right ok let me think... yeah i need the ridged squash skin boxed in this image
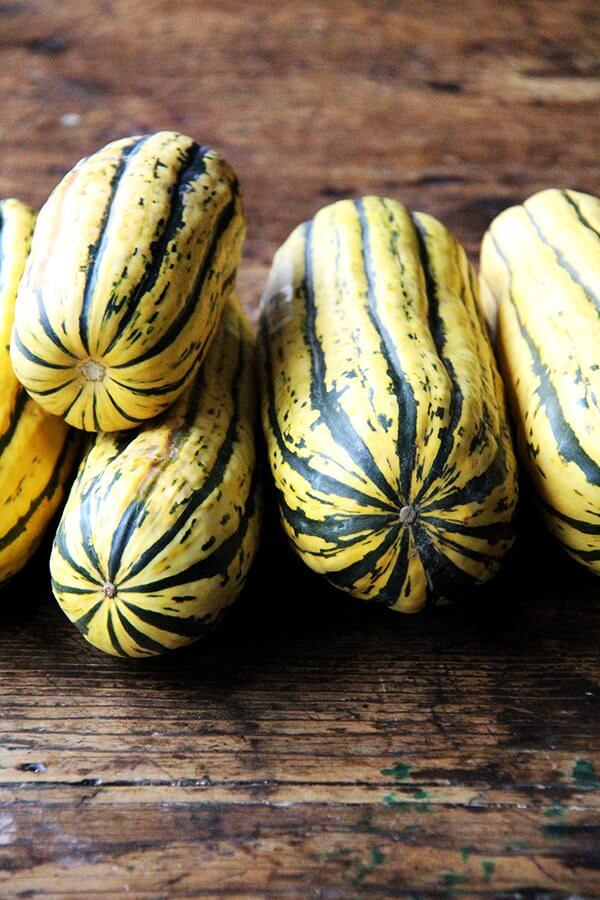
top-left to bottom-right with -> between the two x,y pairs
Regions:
0,199 -> 78,585
480,189 -> 600,574
11,131 -> 245,432
259,197 -> 518,612
50,297 -> 261,657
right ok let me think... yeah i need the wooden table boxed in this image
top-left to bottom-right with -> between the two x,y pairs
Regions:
1,1 -> 599,895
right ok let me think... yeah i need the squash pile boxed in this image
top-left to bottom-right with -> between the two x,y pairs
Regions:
0,130 -> 598,656
3,131 -> 261,657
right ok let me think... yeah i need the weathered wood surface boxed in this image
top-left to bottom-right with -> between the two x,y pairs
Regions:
2,520 -> 600,896
1,0 -> 599,896
1,0 -> 599,321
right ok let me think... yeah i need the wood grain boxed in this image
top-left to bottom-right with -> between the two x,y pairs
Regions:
2,512 -> 600,896
0,0 -> 598,322
0,0 -> 599,895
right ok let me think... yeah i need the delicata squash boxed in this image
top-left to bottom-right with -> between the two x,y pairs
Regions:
480,189 -> 599,574
0,199 -> 77,585
259,196 -> 518,612
51,297 -> 261,657
11,131 -> 245,432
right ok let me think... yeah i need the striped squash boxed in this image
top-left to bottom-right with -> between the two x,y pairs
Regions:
259,197 -> 518,612
11,131 -> 245,432
50,296 -> 261,657
0,199 -> 78,585
480,188 -> 599,574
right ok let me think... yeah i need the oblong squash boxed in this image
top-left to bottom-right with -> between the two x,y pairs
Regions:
480,188 -> 600,574
50,296 -> 261,657
0,199 -> 78,585
259,197 -> 518,612
11,131 -> 245,432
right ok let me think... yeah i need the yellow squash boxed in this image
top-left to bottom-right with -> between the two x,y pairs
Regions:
11,131 -> 245,432
0,199 -> 77,585
480,188 -> 599,574
259,197 -> 518,612
51,297 -> 261,657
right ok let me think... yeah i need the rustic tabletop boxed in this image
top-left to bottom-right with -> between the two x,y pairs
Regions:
1,0 -> 599,896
